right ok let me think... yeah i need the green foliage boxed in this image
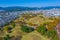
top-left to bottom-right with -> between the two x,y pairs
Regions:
46,30 -> 57,38
51,36 -> 59,40
37,25 -> 47,35
37,25 -> 58,40
4,27 -> 12,31
4,26 -> 12,33
4,34 -> 11,40
46,30 -> 58,40
11,23 -> 16,28
21,25 -> 34,33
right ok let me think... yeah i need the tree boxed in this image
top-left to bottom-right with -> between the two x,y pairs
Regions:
4,34 -> 11,40
36,25 -> 58,40
4,26 -> 12,33
37,25 -> 47,35
11,23 -> 16,28
21,25 -> 34,33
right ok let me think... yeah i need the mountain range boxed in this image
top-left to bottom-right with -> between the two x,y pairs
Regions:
0,6 -> 60,12
0,6 -> 39,12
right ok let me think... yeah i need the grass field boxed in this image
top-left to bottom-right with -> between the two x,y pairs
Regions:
22,31 -> 50,40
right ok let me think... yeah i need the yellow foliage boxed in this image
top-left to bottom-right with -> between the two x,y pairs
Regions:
46,18 -> 60,30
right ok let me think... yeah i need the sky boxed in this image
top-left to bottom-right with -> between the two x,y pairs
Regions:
0,0 -> 60,7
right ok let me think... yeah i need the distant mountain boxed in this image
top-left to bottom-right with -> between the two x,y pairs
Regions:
0,6 -> 60,12
0,6 -> 40,12
39,6 -> 60,10
0,7 -> 4,10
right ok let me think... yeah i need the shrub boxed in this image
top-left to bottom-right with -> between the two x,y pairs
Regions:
37,25 -> 58,40
4,26 -> 12,33
11,23 -> 16,28
37,25 -> 47,35
4,34 -> 11,40
21,25 -> 34,33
